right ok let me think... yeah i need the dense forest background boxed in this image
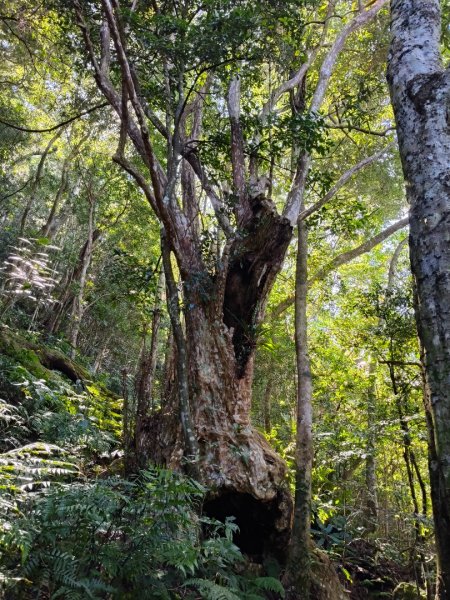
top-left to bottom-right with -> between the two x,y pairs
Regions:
0,1 -> 448,599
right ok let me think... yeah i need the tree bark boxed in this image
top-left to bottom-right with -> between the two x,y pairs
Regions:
40,164 -> 69,239
45,228 -> 101,335
285,220 -> 313,599
364,361 -> 379,534
19,130 -> 62,235
388,3 -> 450,596
92,333 -> 112,375
144,209 -> 294,560
72,0 -> 386,563
69,194 -> 95,358
134,273 -> 163,422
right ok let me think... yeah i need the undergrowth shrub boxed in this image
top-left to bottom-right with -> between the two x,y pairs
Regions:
0,469 -> 284,599
0,346 -> 284,599
0,353 -> 118,456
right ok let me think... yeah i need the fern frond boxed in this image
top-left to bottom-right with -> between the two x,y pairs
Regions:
253,576 -> 285,597
186,578 -> 242,600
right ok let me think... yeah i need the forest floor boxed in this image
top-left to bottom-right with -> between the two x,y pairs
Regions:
0,326 -> 427,599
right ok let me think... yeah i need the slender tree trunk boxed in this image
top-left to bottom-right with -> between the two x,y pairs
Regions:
161,230 -> 199,473
388,4 -> 450,596
19,131 -> 62,236
40,167 -> 69,239
285,220 -> 313,599
134,271 -> 163,466
45,228 -> 101,335
69,196 -> 95,358
364,361 -> 379,534
92,334 -> 112,375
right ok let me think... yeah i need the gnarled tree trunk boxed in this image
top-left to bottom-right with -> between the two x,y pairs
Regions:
145,198 -> 293,561
71,0 -> 387,564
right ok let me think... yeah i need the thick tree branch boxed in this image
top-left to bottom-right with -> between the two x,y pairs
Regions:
0,103 -> 109,133
283,0 -> 388,226
298,142 -> 395,221
325,122 -> 395,137
261,59 -> 312,120
102,0 -> 165,203
311,216 -> 409,284
310,0 -> 388,112
387,237 -> 408,289
271,216 -> 409,317
227,75 -> 248,222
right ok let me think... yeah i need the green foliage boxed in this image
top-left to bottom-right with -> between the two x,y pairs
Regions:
188,569 -> 286,599
0,0 -> 434,595
311,513 -> 351,553
0,468 -> 276,599
0,352 -> 118,455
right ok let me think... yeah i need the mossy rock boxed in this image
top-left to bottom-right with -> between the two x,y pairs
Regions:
0,326 -> 122,437
393,582 -> 425,600
0,327 -> 90,383
311,548 -> 348,600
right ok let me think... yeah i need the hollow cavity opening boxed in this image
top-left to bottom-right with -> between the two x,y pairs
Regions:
203,491 -> 284,562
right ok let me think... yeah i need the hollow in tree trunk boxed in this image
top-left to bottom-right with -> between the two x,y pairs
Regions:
143,198 -> 294,561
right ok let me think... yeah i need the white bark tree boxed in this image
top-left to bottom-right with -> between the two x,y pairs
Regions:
388,2 -> 450,597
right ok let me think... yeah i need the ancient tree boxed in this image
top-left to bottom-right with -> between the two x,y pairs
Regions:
388,2 -> 450,597
69,0 -> 387,559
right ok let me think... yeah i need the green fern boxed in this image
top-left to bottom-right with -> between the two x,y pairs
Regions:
187,574 -> 286,600
252,576 -> 285,597
187,578 -> 243,600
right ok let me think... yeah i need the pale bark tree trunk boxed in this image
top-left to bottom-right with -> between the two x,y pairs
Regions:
40,135 -> 88,239
285,220 -> 314,599
45,228 -> 101,335
388,3 -> 450,596
92,333 -> 112,375
69,194 -> 95,358
364,361 -> 379,534
19,130 -> 62,236
40,165 -> 69,239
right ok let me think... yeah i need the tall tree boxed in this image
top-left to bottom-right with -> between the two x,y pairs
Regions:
62,0 -> 388,558
387,2 -> 450,597
285,220 -> 314,598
